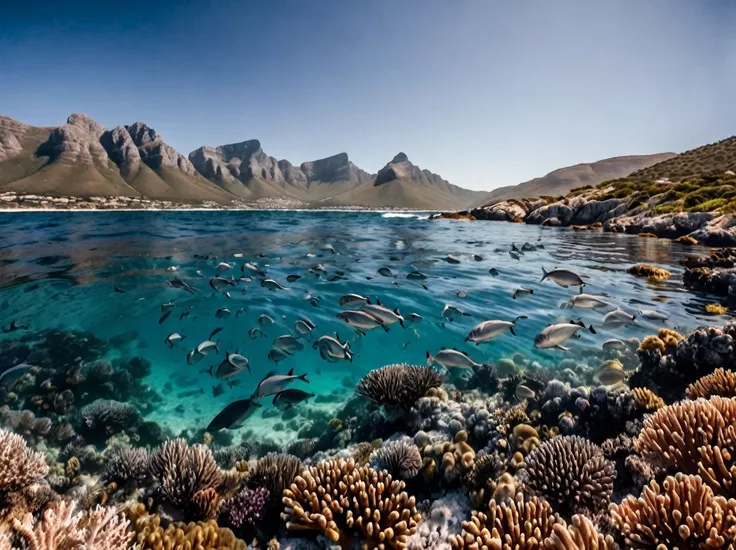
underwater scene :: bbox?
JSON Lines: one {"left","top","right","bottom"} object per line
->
{"left": 1, "top": 209, "right": 736, "bottom": 549}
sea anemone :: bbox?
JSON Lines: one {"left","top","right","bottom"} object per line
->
{"left": 356, "top": 364, "right": 443, "bottom": 407}
{"left": 281, "top": 458, "right": 421, "bottom": 550}
{"left": 521, "top": 435, "right": 615, "bottom": 518}
{"left": 687, "top": 369, "right": 736, "bottom": 399}
{"left": 449, "top": 492, "right": 563, "bottom": 549}
{"left": 0, "top": 428, "right": 49, "bottom": 494}
{"left": 609, "top": 473, "right": 736, "bottom": 549}
{"left": 148, "top": 438, "right": 224, "bottom": 520}
{"left": 370, "top": 439, "right": 423, "bottom": 480}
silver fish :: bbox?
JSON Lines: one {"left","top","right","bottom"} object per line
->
{"left": 466, "top": 316, "right": 527, "bottom": 344}
{"left": 262, "top": 279, "right": 288, "bottom": 291}
{"left": 512, "top": 287, "right": 534, "bottom": 300}
{"left": 210, "top": 276, "right": 236, "bottom": 291}
{"left": 253, "top": 368, "right": 309, "bottom": 397}
{"left": 187, "top": 349, "right": 206, "bottom": 365}
{"left": 169, "top": 277, "right": 197, "bottom": 293}
{"left": 446, "top": 254, "right": 461, "bottom": 264}
{"left": 426, "top": 349, "right": 481, "bottom": 370}
{"left": 206, "top": 398, "right": 261, "bottom": 432}
{"left": 361, "top": 302, "right": 404, "bottom": 328}
{"left": 258, "top": 314, "right": 275, "bottom": 327}
{"left": 339, "top": 293, "right": 369, "bottom": 307}
{"left": 165, "top": 333, "right": 185, "bottom": 348}
{"left": 568, "top": 294, "right": 609, "bottom": 310}
{"left": 211, "top": 352, "right": 251, "bottom": 379}
{"left": 268, "top": 348, "right": 291, "bottom": 364}
{"left": 313, "top": 335, "right": 352, "bottom": 363}
{"left": 457, "top": 290, "right": 468, "bottom": 298}
{"left": 158, "top": 311, "right": 172, "bottom": 324}
{"left": 215, "top": 308, "right": 232, "bottom": 319}
{"left": 534, "top": 321, "right": 595, "bottom": 350}
{"left": 337, "top": 310, "right": 389, "bottom": 333}
{"left": 603, "top": 309, "right": 637, "bottom": 327}
{"left": 286, "top": 274, "right": 302, "bottom": 282}
{"left": 515, "top": 384, "right": 536, "bottom": 400}
{"left": 639, "top": 309, "right": 669, "bottom": 322}
{"left": 249, "top": 327, "right": 267, "bottom": 339}
{"left": 325, "top": 244, "right": 336, "bottom": 254}
{"left": 196, "top": 340, "right": 221, "bottom": 355}
{"left": 274, "top": 335, "right": 304, "bottom": 354}
{"left": 540, "top": 267, "right": 585, "bottom": 288}
{"left": 216, "top": 262, "right": 233, "bottom": 272}
{"left": 442, "top": 304, "right": 471, "bottom": 321}
{"left": 294, "top": 319, "right": 315, "bottom": 338}
{"left": 406, "top": 313, "right": 423, "bottom": 324}
{"left": 602, "top": 339, "right": 628, "bottom": 351}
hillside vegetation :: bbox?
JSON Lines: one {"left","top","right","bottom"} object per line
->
{"left": 630, "top": 136, "right": 736, "bottom": 182}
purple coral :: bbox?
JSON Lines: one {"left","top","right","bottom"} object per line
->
{"left": 224, "top": 487, "right": 270, "bottom": 529}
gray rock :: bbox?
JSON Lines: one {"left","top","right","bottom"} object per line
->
{"left": 125, "top": 122, "right": 197, "bottom": 176}
{"left": 300, "top": 152, "right": 372, "bottom": 185}
{"left": 0, "top": 130, "right": 22, "bottom": 161}
{"left": 470, "top": 199, "right": 530, "bottom": 221}
{"left": 99, "top": 126, "right": 141, "bottom": 180}
{"left": 38, "top": 114, "right": 112, "bottom": 167}
{"left": 605, "top": 211, "right": 718, "bottom": 238}
{"left": 688, "top": 214, "right": 736, "bottom": 246}
{"left": 526, "top": 203, "right": 575, "bottom": 225}
{"left": 569, "top": 198, "right": 624, "bottom": 225}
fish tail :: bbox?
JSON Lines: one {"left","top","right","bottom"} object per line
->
{"left": 540, "top": 266, "right": 549, "bottom": 282}
{"left": 207, "top": 365, "right": 214, "bottom": 377}
{"left": 513, "top": 315, "right": 528, "bottom": 324}
{"left": 382, "top": 324, "right": 389, "bottom": 333}
{"left": 510, "top": 326, "right": 516, "bottom": 336}
{"left": 589, "top": 325, "right": 597, "bottom": 334}
{"left": 215, "top": 340, "right": 221, "bottom": 354}
{"left": 426, "top": 351, "right": 435, "bottom": 367}
{"left": 299, "top": 373, "right": 310, "bottom": 383}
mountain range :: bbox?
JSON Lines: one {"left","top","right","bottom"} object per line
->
{"left": 0, "top": 113, "right": 677, "bottom": 209}
{"left": 0, "top": 113, "right": 485, "bottom": 209}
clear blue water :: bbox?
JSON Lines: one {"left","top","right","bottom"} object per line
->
{"left": 0, "top": 210, "right": 729, "bottom": 444}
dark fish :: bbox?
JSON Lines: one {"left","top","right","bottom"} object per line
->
{"left": 209, "top": 327, "right": 223, "bottom": 340}
{"left": 114, "top": 286, "right": 126, "bottom": 293}
{"left": 287, "top": 274, "right": 302, "bottom": 282}
{"left": 0, "top": 363, "right": 32, "bottom": 390}
{"left": 488, "top": 268, "right": 500, "bottom": 277}
{"left": 273, "top": 389, "right": 315, "bottom": 410}
{"left": 169, "top": 277, "right": 197, "bottom": 294}
{"left": 377, "top": 267, "right": 394, "bottom": 277}
{"left": 206, "top": 398, "right": 262, "bottom": 432}
{"left": 179, "top": 306, "right": 193, "bottom": 321}
{"left": 158, "top": 311, "right": 172, "bottom": 324}
{"left": 268, "top": 348, "right": 291, "bottom": 364}
{"left": 212, "top": 384, "right": 226, "bottom": 397}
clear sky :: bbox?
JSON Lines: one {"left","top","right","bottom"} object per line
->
{"left": 1, "top": 1, "right": 735, "bottom": 191}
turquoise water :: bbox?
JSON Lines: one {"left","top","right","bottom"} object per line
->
{"left": 0, "top": 210, "right": 728, "bottom": 444}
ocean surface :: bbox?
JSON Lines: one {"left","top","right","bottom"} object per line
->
{"left": 0, "top": 210, "right": 728, "bottom": 444}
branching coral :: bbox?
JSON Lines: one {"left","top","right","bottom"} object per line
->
{"left": 449, "top": 492, "right": 564, "bottom": 550}
{"left": 0, "top": 429, "right": 49, "bottom": 494}
{"left": 128, "top": 504, "right": 246, "bottom": 550}
{"left": 103, "top": 446, "right": 149, "bottom": 484}
{"left": 543, "top": 514, "right": 616, "bottom": 550}
{"left": 10, "top": 500, "right": 132, "bottom": 550}
{"left": 356, "top": 364, "right": 443, "bottom": 407}
{"left": 80, "top": 399, "right": 142, "bottom": 438}
{"left": 246, "top": 452, "right": 303, "bottom": 518}
{"left": 634, "top": 397, "right": 736, "bottom": 473}
{"left": 609, "top": 473, "right": 736, "bottom": 549}
{"left": 522, "top": 436, "right": 615, "bottom": 518}
{"left": 687, "top": 368, "right": 736, "bottom": 399}
{"left": 630, "top": 387, "right": 664, "bottom": 412}
{"left": 370, "top": 440, "right": 423, "bottom": 480}
{"left": 281, "top": 458, "right": 421, "bottom": 550}
{"left": 148, "top": 438, "right": 224, "bottom": 520}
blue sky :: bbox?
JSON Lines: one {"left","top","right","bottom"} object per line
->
{"left": 1, "top": 1, "right": 735, "bottom": 190}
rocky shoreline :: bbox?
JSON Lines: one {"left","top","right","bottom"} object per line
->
{"left": 444, "top": 194, "right": 736, "bottom": 247}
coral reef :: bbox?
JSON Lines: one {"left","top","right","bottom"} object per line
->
{"left": 281, "top": 458, "right": 421, "bottom": 549}
{"left": 687, "top": 369, "right": 736, "bottom": 399}
{"left": 370, "top": 439, "right": 423, "bottom": 480}
{"left": 357, "top": 364, "right": 443, "bottom": 407}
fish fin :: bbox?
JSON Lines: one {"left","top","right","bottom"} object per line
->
{"left": 377, "top": 299, "right": 382, "bottom": 306}
{"left": 288, "top": 367, "right": 294, "bottom": 376}
{"left": 366, "top": 297, "right": 372, "bottom": 305}
{"left": 215, "top": 340, "right": 221, "bottom": 354}
{"left": 589, "top": 325, "right": 597, "bottom": 335}
{"left": 335, "top": 333, "right": 341, "bottom": 343}
{"left": 299, "top": 373, "right": 309, "bottom": 383}
{"left": 207, "top": 365, "right": 214, "bottom": 377}
{"left": 462, "top": 312, "right": 471, "bottom": 316}
{"left": 510, "top": 326, "right": 516, "bottom": 336}
{"left": 426, "top": 351, "right": 435, "bottom": 367}
{"left": 540, "top": 266, "right": 548, "bottom": 282}
{"left": 513, "top": 315, "right": 528, "bottom": 324}
{"left": 555, "top": 345, "right": 570, "bottom": 352}
{"left": 422, "top": 284, "right": 428, "bottom": 291}
{"left": 382, "top": 324, "right": 389, "bottom": 333}
{"left": 357, "top": 328, "right": 366, "bottom": 336}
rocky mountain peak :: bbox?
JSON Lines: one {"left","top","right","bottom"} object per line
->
{"left": 67, "top": 113, "right": 107, "bottom": 136}
{"left": 391, "top": 152, "right": 409, "bottom": 164}
{"left": 125, "top": 122, "right": 159, "bottom": 146}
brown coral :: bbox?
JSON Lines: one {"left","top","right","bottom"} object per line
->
{"left": 699, "top": 445, "right": 736, "bottom": 497}
{"left": 247, "top": 452, "right": 303, "bottom": 521}
{"left": 422, "top": 430, "right": 476, "bottom": 483}
{"left": 281, "top": 458, "right": 421, "bottom": 550}
{"left": 626, "top": 264, "right": 671, "bottom": 280}
{"left": 631, "top": 387, "right": 664, "bottom": 412}
{"left": 0, "top": 429, "right": 49, "bottom": 494}
{"left": 370, "top": 440, "right": 423, "bottom": 480}
{"left": 356, "top": 364, "right": 443, "bottom": 407}
{"left": 129, "top": 504, "right": 246, "bottom": 550}
{"left": 609, "top": 473, "right": 736, "bottom": 549}
{"left": 634, "top": 397, "right": 736, "bottom": 473}
{"left": 522, "top": 436, "right": 615, "bottom": 517}
{"left": 543, "top": 514, "right": 616, "bottom": 550}
{"left": 148, "top": 438, "right": 224, "bottom": 520}
{"left": 687, "top": 369, "right": 736, "bottom": 399}
{"left": 449, "top": 492, "right": 564, "bottom": 550}
{"left": 636, "top": 335, "right": 665, "bottom": 354}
